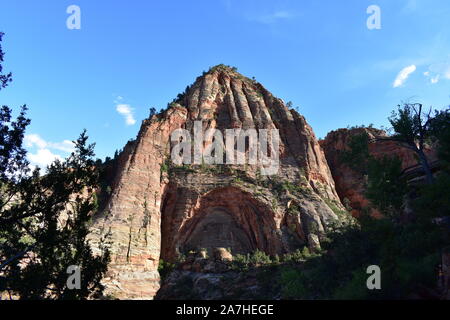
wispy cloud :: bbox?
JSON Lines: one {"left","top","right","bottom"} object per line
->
{"left": 25, "top": 134, "right": 75, "bottom": 153}
{"left": 28, "top": 149, "right": 63, "bottom": 168}
{"left": 116, "top": 104, "right": 136, "bottom": 125}
{"left": 393, "top": 65, "right": 416, "bottom": 88}
{"left": 431, "top": 75, "right": 440, "bottom": 84}
{"left": 402, "top": 0, "right": 418, "bottom": 13}
{"left": 247, "top": 10, "right": 295, "bottom": 24}
{"left": 24, "top": 134, "right": 74, "bottom": 168}
{"left": 423, "top": 61, "right": 450, "bottom": 84}
{"left": 115, "top": 96, "right": 136, "bottom": 126}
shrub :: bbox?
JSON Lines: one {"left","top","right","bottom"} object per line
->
{"left": 324, "top": 198, "right": 348, "bottom": 216}
{"left": 158, "top": 259, "right": 175, "bottom": 281}
{"left": 231, "top": 250, "right": 273, "bottom": 271}
{"left": 283, "top": 249, "right": 305, "bottom": 263}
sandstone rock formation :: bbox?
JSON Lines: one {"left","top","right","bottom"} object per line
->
{"left": 90, "top": 65, "right": 351, "bottom": 299}
{"left": 320, "top": 127, "right": 436, "bottom": 217}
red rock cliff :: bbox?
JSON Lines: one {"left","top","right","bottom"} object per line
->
{"left": 90, "top": 65, "right": 350, "bottom": 299}
{"left": 320, "top": 127, "right": 436, "bottom": 217}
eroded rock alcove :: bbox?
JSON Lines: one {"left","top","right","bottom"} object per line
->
{"left": 160, "top": 186, "right": 282, "bottom": 262}
{"left": 183, "top": 207, "right": 253, "bottom": 255}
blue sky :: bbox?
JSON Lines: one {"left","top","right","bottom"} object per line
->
{"left": 1, "top": 0, "right": 449, "bottom": 167}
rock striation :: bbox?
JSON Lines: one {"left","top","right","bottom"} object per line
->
{"left": 90, "top": 65, "right": 350, "bottom": 299}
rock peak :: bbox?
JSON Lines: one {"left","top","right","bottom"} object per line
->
{"left": 207, "top": 64, "right": 239, "bottom": 74}
{"left": 168, "top": 64, "right": 251, "bottom": 109}
{"left": 91, "top": 67, "right": 350, "bottom": 299}
{"left": 192, "top": 64, "right": 256, "bottom": 90}
{"left": 167, "top": 64, "right": 274, "bottom": 128}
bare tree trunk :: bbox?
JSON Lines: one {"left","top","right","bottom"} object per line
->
{"left": 417, "top": 148, "right": 434, "bottom": 184}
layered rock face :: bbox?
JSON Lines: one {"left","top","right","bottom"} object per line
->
{"left": 90, "top": 65, "right": 350, "bottom": 299}
{"left": 320, "top": 128, "right": 436, "bottom": 217}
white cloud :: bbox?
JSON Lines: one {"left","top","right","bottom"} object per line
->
{"left": 423, "top": 61, "right": 450, "bottom": 84}
{"left": 431, "top": 63, "right": 450, "bottom": 79}
{"left": 50, "top": 140, "right": 76, "bottom": 153}
{"left": 28, "top": 149, "right": 63, "bottom": 168}
{"left": 431, "top": 75, "right": 440, "bottom": 84}
{"left": 393, "top": 65, "right": 416, "bottom": 88}
{"left": 24, "top": 134, "right": 47, "bottom": 149}
{"left": 25, "top": 134, "right": 75, "bottom": 153}
{"left": 114, "top": 95, "right": 124, "bottom": 104}
{"left": 116, "top": 103, "right": 136, "bottom": 125}
{"left": 24, "top": 134, "right": 75, "bottom": 169}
